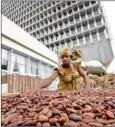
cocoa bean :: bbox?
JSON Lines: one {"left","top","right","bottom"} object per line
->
{"left": 64, "top": 120, "right": 80, "bottom": 126}
{"left": 42, "top": 122, "right": 50, "bottom": 126}
{"left": 52, "top": 108, "right": 61, "bottom": 115}
{"left": 38, "top": 114, "right": 48, "bottom": 122}
{"left": 40, "top": 107, "right": 49, "bottom": 115}
{"left": 82, "top": 113, "right": 95, "bottom": 119}
{"left": 23, "top": 120, "right": 37, "bottom": 126}
{"left": 69, "top": 114, "right": 82, "bottom": 121}
{"left": 49, "top": 118, "right": 57, "bottom": 125}
{"left": 36, "top": 122, "right": 42, "bottom": 126}
{"left": 88, "top": 122, "right": 103, "bottom": 126}
{"left": 106, "top": 110, "right": 115, "bottom": 119}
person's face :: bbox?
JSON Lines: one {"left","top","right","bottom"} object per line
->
{"left": 61, "top": 55, "right": 71, "bottom": 65}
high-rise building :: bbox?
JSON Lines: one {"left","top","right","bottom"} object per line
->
{"left": 1, "top": 1, "right": 114, "bottom": 64}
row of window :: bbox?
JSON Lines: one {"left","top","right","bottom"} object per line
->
{"left": 20, "top": 7, "right": 100, "bottom": 33}
{"left": 49, "top": 31, "right": 106, "bottom": 53}
{"left": 2, "top": 1, "right": 45, "bottom": 15}
{"left": 1, "top": 49, "right": 53, "bottom": 77}
{"left": 39, "top": 28, "right": 106, "bottom": 45}
{"left": 2, "top": 1, "right": 56, "bottom": 21}
{"left": 2, "top": 1, "right": 97, "bottom": 18}
{"left": 30, "top": 17, "right": 102, "bottom": 39}
{"left": 2, "top": 1, "right": 98, "bottom": 26}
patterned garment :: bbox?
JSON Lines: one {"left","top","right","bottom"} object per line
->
{"left": 55, "top": 63, "right": 83, "bottom": 91}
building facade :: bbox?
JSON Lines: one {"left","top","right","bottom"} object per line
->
{"left": 1, "top": 1, "right": 114, "bottom": 64}
{"left": 2, "top": 15, "right": 58, "bottom": 78}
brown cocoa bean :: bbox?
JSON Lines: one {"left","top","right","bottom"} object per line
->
{"left": 88, "top": 122, "right": 103, "bottom": 126}
{"left": 82, "top": 118, "right": 96, "bottom": 124}
{"left": 4, "top": 113, "right": 18, "bottom": 125}
{"left": 52, "top": 108, "right": 61, "bottom": 115}
{"left": 56, "top": 122, "right": 61, "bottom": 126}
{"left": 38, "top": 114, "right": 48, "bottom": 122}
{"left": 82, "top": 113, "right": 95, "bottom": 119}
{"left": 57, "top": 116, "right": 68, "bottom": 124}
{"left": 23, "top": 120, "right": 37, "bottom": 126}
{"left": 82, "top": 106, "right": 92, "bottom": 113}
{"left": 36, "top": 122, "right": 42, "bottom": 126}
{"left": 61, "top": 113, "right": 69, "bottom": 121}
{"left": 40, "top": 107, "right": 49, "bottom": 115}
{"left": 72, "top": 102, "right": 81, "bottom": 109}
{"left": 66, "top": 108, "right": 76, "bottom": 114}
{"left": 42, "top": 122, "right": 50, "bottom": 126}
{"left": 64, "top": 120, "right": 80, "bottom": 126}
{"left": 49, "top": 118, "right": 57, "bottom": 125}
{"left": 34, "top": 114, "right": 38, "bottom": 120}
{"left": 106, "top": 110, "right": 115, "bottom": 119}
{"left": 57, "top": 104, "right": 63, "bottom": 110}
{"left": 2, "top": 103, "right": 8, "bottom": 108}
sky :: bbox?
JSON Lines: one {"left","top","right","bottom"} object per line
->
{"left": 101, "top": 1, "right": 115, "bottom": 57}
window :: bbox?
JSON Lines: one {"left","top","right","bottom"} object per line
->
{"left": 1, "top": 49, "right": 8, "bottom": 70}
{"left": 49, "top": 18, "right": 52, "bottom": 23}
{"left": 67, "top": 1, "right": 71, "bottom": 6}
{"left": 67, "top": 41, "right": 71, "bottom": 48}
{"left": 58, "top": 14, "right": 62, "bottom": 19}
{"left": 79, "top": 4, "right": 84, "bottom": 10}
{"left": 64, "top": 21, "right": 68, "bottom": 26}
{"left": 63, "top": 11, "right": 67, "bottom": 17}
{"left": 73, "top": 6, "right": 78, "bottom": 12}
{"left": 83, "top": 23, "right": 88, "bottom": 30}
{"left": 60, "top": 32, "right": 64, "bottom": 38}
{"left": 84, "top": 2, "right": 89, "bottom": 7}
{"left": 81, "top": 13, "right": 86, "bottom": 20}
{"left": 61, "top": 2, "right": 66, "bottom": 8}
{"left": 89, "top": 21, "right": 95, "bottom": 28}
{"left": 77, "top": 25, "right": 82, "bottom": 32}
{"left": 59, "top": 22, "right": 62, "bottom": 28}
{"left": 79, "top": 36, "right": 84, "bottom": 44}
{"left": 99, "top": 29, "right": 105, "bottom": 39}
{"left": 85, "top": 34, "right": 90, "bottom": 43}
{"left": 92, "top": 32, "right": 98, "bottom": 41}
{"left": 68, "top": 9, "right": 72, "bottom": 14}
{"left": 31, "top": 59, "right": 38, "bottom": 75}
{"left": 71, "top": 28, "right": 75, "bottom": 34}
{"left": 91, "top": 1, "right": 96, "bottom": 4}
{"left": 72, "top": 38, "right": 77, "bottom": 46}
{"left": 66, "top": 31, "right": 70, "bottom": 36}
{"left": 37, "top": 8, "right": 39, "bottom": 13}
{"left": 93, "top": 8, "right": 99, "bottom": 15}
{"left": 87, "top": 10, "right": 92, "bottom": 17}
{"left": 40, "top": 62, "right": 47, "bottom": 78}
{"left": 55, "top": 24, "right": 57, "bottom": 30}
{"left": 70, "top": 18, "right": 74, "bottom": 24}
{"left": 12, "top": 53, "right": 26, "bottom": 74}
{"left": 96, "top": 18, "right": 102, "bottom": 26}
{"left": 57, "top": 6, "right": 61, "bottom": 11}
{"left": 75, "top": 15, "right": 80, "bottom": 22}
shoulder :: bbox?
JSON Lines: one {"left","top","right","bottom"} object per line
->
{"left": 72, "top": 61, "right": 81, "bottom": 70}
{"left": 54, "top": 66, "right": 65, "bottom": 76}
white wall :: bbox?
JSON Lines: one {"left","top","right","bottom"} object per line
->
{"left": 2, "top": 15, "right": 58, "bottom": 64}
{"left": 2, "top": 36, "right": 57, "bottom": 67}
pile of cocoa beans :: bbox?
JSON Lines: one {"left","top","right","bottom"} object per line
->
{"left": 2, "top": 89, "right": 115, "bottom": 126}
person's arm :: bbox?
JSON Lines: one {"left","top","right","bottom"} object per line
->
{"left": 39, "top": 70, "right": 59, "bottom": 89}
{"left": 78, "top": 66, "right": 90, "bottom": 88}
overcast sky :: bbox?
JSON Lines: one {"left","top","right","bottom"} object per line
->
{"left": 101, "top": 1, "right": 115, "bottom": 57}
